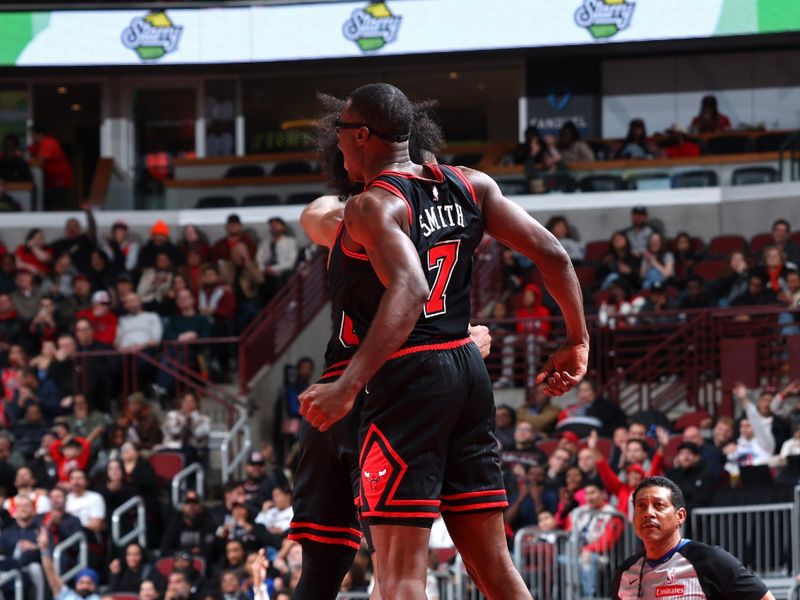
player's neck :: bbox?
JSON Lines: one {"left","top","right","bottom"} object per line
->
{"left": 362, "top": 147, "right": 416, "bottom": 182}
{"left": 644, "top": 532, "right": 683, "bottom": 561}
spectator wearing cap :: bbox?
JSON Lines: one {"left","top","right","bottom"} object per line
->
{"left": 57, "top": 273, "right": 93, "bottom": 324}
{"left": 75, "top": 290, "right": 118, "bottom": 346}
{"left": 137, "top": 220, "right": 183, "bottom": 271}
{"left": 137, "top": 251, "right": 176, "bottom": 314}
{"left": 160, "top": 490, "right": 217, "bottom": 564}
{"left": 15, "top": 228, "right": 53, "bottom": 277}
{"left": 256, "top": 217, "right": 298, "bottom": 302}
{"left": 664, "top": 441, "right": 715, "bottom": 514}
{"left": 50, "top": 206, "right": 98, "bottom": 274}
{"left": 212, "top": 214, "right": 257, "bottom": 264}
{"left": 103, "top": 220, "right": 140, "bottom": 273}
{"left": 243, "top": 450, "right": 285, "bottom": 511}
{"left": 11, "top": 269, "right": 47, "bottom": 322}
{"left": 623, "top": 206, "right": 654, "bottom": 257}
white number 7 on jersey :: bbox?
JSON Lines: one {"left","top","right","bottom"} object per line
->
{"left": 424, "top": 239, "right": 460, "bottom": 317}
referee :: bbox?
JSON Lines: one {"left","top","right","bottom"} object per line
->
{"left": 612, "top": 476, "right": 774, "bottom": 600}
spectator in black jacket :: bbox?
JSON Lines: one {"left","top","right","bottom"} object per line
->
{"left": 731, "top": 274, "right": 779, "bottom": 307}
{"left": 108, "top": 542, "right": 164, "bottom": 594}
{"left": 50, "top": 207, "right": 97, "bottom": 274}
{"left": 682, "top": 426, "right": 724, "bottom": 484}
{"left": 38, "top": 486, "right": 82, "bottom": 573}
{"left": 665, "top": 442, "right": 714, "bottom": 514}
{"left": 161, "top": 490, "right": 216, "bottom": 564}
{"left": 137, "top": 220, "right": 183, "bottom": 272}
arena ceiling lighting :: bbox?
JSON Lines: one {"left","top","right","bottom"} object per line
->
{"left": 0, "top": 0, "right": 797, "bottom": 67}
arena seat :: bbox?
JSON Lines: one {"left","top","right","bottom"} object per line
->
{"left": 536, "top": 439, "right": 559, "bottom": 456}
{"left": 707, "top": 235, "right": 747, "bottom": 258}
{"left": 692, "top": 259, "right": 727, "bottom": 281}
{"left": 578, "top": 174, "right": 627, "bottom": 192}
{"left": 224, "top": 164, "right": 266, "bottom": 178}
{"left": 574, "top": 265, "right": 598, "bottom": 289}
{"left": 731, "top": 166, "right": 778, "bottom": 186}
{"left": 749, "top": 232, "right": 774, "bottom": 255}
{"left": 627, "top": 172, "right": 671, "bottom": 190}
{"left": 705, "top": 134, "right": 752, "bottom": 155}
{"left": 671, "top": 170, "right": 719, "bottom": 188}
{"left": 149, "top": 451, "right": 185, "bottom": 487}
{"left": 109, "top": 595, "right": 139, "bottom": 600}
{"left": 271, "top": 161, "right": 314, "bottom": 176}
{"left": 541, "top": 173, "right": 577, "bottom": 193}
{"left": 241, "top": 194, "right": 283, "bottom": 207}
{"left": 754, "top": 131, "right": 792, "bottom": 152}
{"left": 584, "top": 240, "right": 610, "bottom": 264}
{"left": 195, "top": 195, "right": 237, "bottom": 209}
{"left": 674, "top": 410, "right": 711, "bottom": 432}
{"left": 156, "top": 556, "right": 206, "bottom": 578}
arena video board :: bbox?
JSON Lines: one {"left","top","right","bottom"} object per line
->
{"left": 0, "top": 0, "right": 798, "bottom": 67}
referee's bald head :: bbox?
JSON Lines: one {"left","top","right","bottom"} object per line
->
{"left": 632, "top": 476, "right": 686, "bottom": 511}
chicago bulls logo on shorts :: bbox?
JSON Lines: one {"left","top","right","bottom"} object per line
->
{"left": 363, "top": 468, "right": 387, "bottom": 492}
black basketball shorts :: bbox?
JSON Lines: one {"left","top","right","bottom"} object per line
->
{"left": 288, "top": 366, "right": 363, "bottom": 551}
{"left": 357, "top": 338, "right": 508, "bottom": 526}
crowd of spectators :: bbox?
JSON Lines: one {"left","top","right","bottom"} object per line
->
{"left": 485, "top": 212, "right": 800, "bottom": 388}
{"left": 0, "top": 207, "right": 315, "bottom": 598}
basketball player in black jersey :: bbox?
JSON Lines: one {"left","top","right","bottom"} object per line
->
{"left": 301, "top": 83, "right": 588, "bottom": 599}
{"left": 289, "top": 99, "right": 491, "bottom": 599}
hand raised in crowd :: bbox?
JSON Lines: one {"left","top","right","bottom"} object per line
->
{"left": 655, "top": 425, "right": 671, "bottom": 450}
{"left": 780, "top": 379, "right": 800, "bottom": 397}
{"left": 251, "top": 549, "right": 269, "bottom": 591}
{"left": 732, "top": 382, "right": 750, "bottom": 404}
{"left": 36, "top": 526, "right": 49, "bottom": 552}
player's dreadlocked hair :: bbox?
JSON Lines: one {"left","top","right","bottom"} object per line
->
{"left": 314, "top": 90, "right": 445, "bottom": 199}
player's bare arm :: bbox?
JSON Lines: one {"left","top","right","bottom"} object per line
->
{"left": 300, "top": 195, "right": 345, "bottom": 249}
{"left": 467, "top": 168, "right": 589, "bottom": 396}
{"left": 300, "top": 189, "right": 430, "bottom": 431}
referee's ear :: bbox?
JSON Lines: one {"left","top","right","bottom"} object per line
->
{"left": 675, "top": 506, "right": 687, "bottom": 529}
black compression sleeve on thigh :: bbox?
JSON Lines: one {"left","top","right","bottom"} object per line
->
{"left": 292, "top": 542, "right": 357, "bottom": 600}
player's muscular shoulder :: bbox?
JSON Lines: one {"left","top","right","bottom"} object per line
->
{"left": 455, "top": 166, "right": 495, "bottom": 210}
{"left": 344, "top": 189, "right": 410, "bottom": 244}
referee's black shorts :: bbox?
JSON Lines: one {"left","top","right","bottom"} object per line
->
{"left": 357, "top": 338, "right": 508, "bottom": 527}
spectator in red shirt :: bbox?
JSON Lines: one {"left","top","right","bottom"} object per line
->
{"left": 515, "top": 283, "right": 551, "bottom": 388}
{"left": 75, "top": 290, "right": 117, "bottom": 346}
{"left": 661, "top": 125, "right": 701, "bottom": 158}
{"left": 49, "top": 432, "right": 91, "bottom": 482}
{"left": 28, "top": 125, "right": 73, "bottom": 211}
{"left": 211, "top": 214, "right": 257, "bottom": 263}
{"left": 15, "top": 228, "right": 52, "bottom": 276}
{"left": 690, "top": 94, "right": 732, "bottom": 134}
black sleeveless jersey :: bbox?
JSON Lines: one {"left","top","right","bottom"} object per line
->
{"left": 323, "top": 164, "right": 482, "bottom": 367}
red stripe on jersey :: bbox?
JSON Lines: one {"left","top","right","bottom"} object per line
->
{"left": 440, "top": 501, "right": 509, "bottom": 513}
{"left": 388, "top": 337, "right": 472, "bottom": 361}
{"left": 325, "top": 358, "right": 352, "bottom": 371}
{"left": 440, "top": 489, "right": 507, "bottom": 501}
{"left": 340, "top": 231, "right": 369, "bottom": 261}
{"left": 369, "top": 180, "right": 413, "bottom": 226}
{"left": 443, "top": 165, "right": 477, "bottom": 204}
{"left": 287, "top": 532, "right": 361, "bottom": 550}
{"left": 289, "top": 521, "right": 362, "bottom": 538}
{"left": 319, "top": 369, "right": 345, "bottom": 380}
{"left": 361, "top": 509, "right": 440, "bottom": 519}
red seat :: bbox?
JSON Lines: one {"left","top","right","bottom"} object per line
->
{"left": 149, "top": 451, "right": 185, "bottom": 487}
{"left": 156, "top": 556, "right": 206, "bottom": 578}
{"left": 584, "top": 240, "right": 610, "bottom": 264}
{"left": 707, "top": 235, "right": 747, "bottom": 258}
{"left": 673, "top": 410, "right": 711, "bottom": 432}
{"left": 536, "top": 439, "right": 559, "bottom": 456}
{"left": 574, "top": 265, "right": 598, "bottom": 289}
{"left": 749, "top": 233, "right": 774, "bottom": 255}
{"left": 692, "top": 259, "right": 727, "bottom": 282}
{"left": 110, "top": 595, "right": 139, "bottom": 600}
